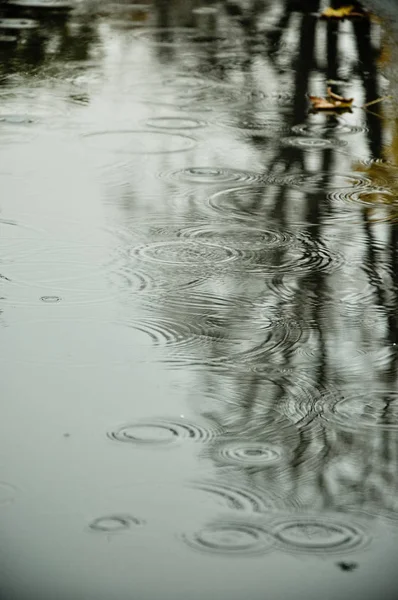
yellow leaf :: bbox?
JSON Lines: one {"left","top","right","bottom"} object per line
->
{"left": 321, "top": 5, "right": 366, "bottom": 19}
{"left": 309, "top": 88, "right": 354, "bottom": 112}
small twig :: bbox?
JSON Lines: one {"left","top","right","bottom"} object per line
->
{"left": 362, "top": 95, "right": 392, "bottom": 109}
{"left": 361, "top": 107, "right": 384, "bottom": 119}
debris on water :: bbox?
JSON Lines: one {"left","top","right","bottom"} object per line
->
{"left": 320, "top": 5, "right": 368, "bottom": 19}
{"left": 309, "top": 88, "right": 354, "bottom": 112}
{"left": 337, "top": 562, "right": 358, "bottom": 572}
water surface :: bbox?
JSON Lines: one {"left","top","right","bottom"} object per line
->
{"left": 1, "top": 1, "right": 398, "bottom": 599}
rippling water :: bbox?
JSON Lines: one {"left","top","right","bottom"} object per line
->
{"left": 1, "top": 0, "right": 398, "bottom": 599}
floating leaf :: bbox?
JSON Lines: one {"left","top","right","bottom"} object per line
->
{"left": 320, "top": 5, "right": 367, "bottom": 19}
{"left": 309, "top": 87, "right": 353, "bottom": 112}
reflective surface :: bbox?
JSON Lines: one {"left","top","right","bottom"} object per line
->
{"left": 1, "top": 1, "right": 398, "bottom": 598}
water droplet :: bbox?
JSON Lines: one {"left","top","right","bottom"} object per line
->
{"left": 182, "top": 519, "right": 274, "bottom": 556}
{"left": 83, "top": 130, "right": 197, "bottom": 154}
{"left": 89, "top": 514, "right": 144, "bottom": 532}
{"left": 107, "top": 418, "right": 221, "bottom": 446}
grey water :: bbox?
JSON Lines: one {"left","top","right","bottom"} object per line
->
{"left": 1, "top": 1, "right": 398, "bottom": 599}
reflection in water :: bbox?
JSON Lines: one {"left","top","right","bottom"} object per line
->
{"left": 1, "top": 0, "right": 398, "bottom": 598}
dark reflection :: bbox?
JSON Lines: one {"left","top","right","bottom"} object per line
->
{"left": 2, "top": 0, "right": 398, "bottom": 597}
{"left": 101, "top": 0, "right": 398, "bottom": 523}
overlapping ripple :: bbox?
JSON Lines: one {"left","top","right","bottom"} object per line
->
{"left": 118, "top": 310, "right": 305, "bottom": 368}
{"left": 291, "top": 122, "right": 366, "bottom": 137}
{"left": 320, "top": 390, "right": 398, "bottom": 431}
{"left": 131, "top": 240, "right": 240, "bottom": 266}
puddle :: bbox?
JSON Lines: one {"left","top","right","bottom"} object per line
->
{"left": 1, "top": 0, "right": 398, "bottom": 598}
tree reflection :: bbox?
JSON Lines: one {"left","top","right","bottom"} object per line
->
{"left": 2, "top": 0, "right": 398, "bottom": 523}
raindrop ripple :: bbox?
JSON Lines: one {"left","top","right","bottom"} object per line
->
{"left": 161, "top": 166, "right": 265, "bottom": 185}
{"left": 190, "top": 480, "right": 274, "bottom": 513}
{"left": 320, "top": 390, "right": 398, "bottom": 431}
{"left": 89, "top": 514, "right": 144, "bottom": 532}
{"left": 83, "top": 130, "right": 197, "bottom": 154}
{"left": 182, "top": 519, "right": 273, "bottom": 556}
{"left": 270, "top": 514, "right": 368, "bottom": 554}
{"left": 209, "top": 439, "right": 285, "bottom": 467}
{"left": 107, "top": 418, "right": 222, "bottom": 446}
{"left": 131, "top": 240, "right": 240, "bottom": 265}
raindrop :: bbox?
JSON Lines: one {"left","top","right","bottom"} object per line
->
{"left": 82, "top": 130, "right": 197, "bottom": 154}
{"left": 182, "top": 519, "right": 273, "bottom": 556}
{"left": 270, "top": 515, "right": 368, "bottom": 554}
{"left": 161, "top": 166, "right": 265, "bottom": 185}
{"left": 320, "top": 391, "right": 398, "bottom": 431}
{"left": 89, "top": 514, "right": 144, "bottom": 532}
{"left": 107, "top": 418, "right": 222, "bottom": 446}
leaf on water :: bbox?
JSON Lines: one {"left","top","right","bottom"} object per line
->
{"left": 320, "top": 5, "right": 367, "bottom": 19}
{"left": 309, "top": 87, "right": 354, "bottom": 112}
